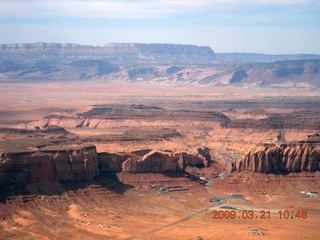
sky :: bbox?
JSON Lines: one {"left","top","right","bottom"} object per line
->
{"left": 0, "top": 0, "right": 319, "bottom": 54}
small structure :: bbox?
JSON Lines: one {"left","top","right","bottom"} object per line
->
{"left": 251, "top": 228, "right": 267, "bottom": 236}
{"left": 199, "top": 176, "right": 209, "bottom": 181}
{"left": 306, "top": 191, "right": 318, "bottom": 198}
{"left": 159, "top": 185, "right": 189, "bottom": 193}
{"left": 230, "top": 193, "right": 245, "bottom": 199}
{"left": 210, "top": 198, "right": 221, "bottom": 202}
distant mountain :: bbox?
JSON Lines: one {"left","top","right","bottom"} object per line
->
{"left": 1, "top": 42, "right": 320, "bottom": 89}
{"left": 216, "top": 53, "right": 320, "bottom": 63}
{"left": 2, "top": 42, "right": 320, "bottom": 65}
{"left": 0, "top": 42, "right": 215, "bottom": 65}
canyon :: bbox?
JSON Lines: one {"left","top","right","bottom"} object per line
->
{"left": 1, "top": 90, "right": 319, "bottom": 240}
{"left": 0, "top": 43, "right": 319, "bottom": 239}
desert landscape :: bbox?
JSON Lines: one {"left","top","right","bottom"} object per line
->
{"left": 0, "top": 43, "right": 320, "bottom": 240}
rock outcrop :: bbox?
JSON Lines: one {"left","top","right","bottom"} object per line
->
{"left": 0, "top": 42, "right": 214, "bottom": 56}
{"left": 99, "top": 148, "right": 211, "bottom": 173}
{"left": 121, "top": 151, "right": 183, "bottom": 173}
{"left": 0, "top": 146, "right": 212, "bottom": 187}
{"left": 20, "top": 106, "right": 230, "bottom": 130}
{"left": 98, "top": 152, "right": 141, "bottom": 172}
{"left": 233, "top": 142, "right": 320, "bottom": 173}
{"left": 0, "top": 43, "right": 215, "bottom": 65}
{"left": 226, "top": 109, "right": 320, "bottom": 130}
{"left": 0, "top": 146, "right": 99, "bottom": 186}
{"left": 0, "top": 43, "right": 219, "bottom": 81}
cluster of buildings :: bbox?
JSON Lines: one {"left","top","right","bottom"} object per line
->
{"left": 301, "top": 191, "right": 318, "bottom": 198}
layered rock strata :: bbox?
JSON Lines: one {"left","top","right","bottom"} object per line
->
{"left": 98, "top": 147, "right": 210, "bottom": 173}
{"left": 233, "top": 143, "right": 320, "bottom": 173}
{"left": 0, "top": 146, "right": 99, "bottom": 186}
{"left": 0, "top": 43, "right": 214, "bottom": 56}
{"left": 1, "top": 147, "right": 211, "bottom": 186}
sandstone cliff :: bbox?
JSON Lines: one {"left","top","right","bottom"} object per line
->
{"left": 98, "top": 152, "right": 141, "bottom": 172}
{"left": 233, "top": 142, "right": 320, "bottom": 173}
{"left": 121, "top": 151, "right": 183, "bottom": 173}
{"left": 21, "top": 106, "right": 230, "bottom": 130}
{"left": 0, "top": 43, "right": 215, "bottom": 65}
{"left": 98, "top": 148, "right": 211, "bottom": 173}
{"left": 0, "top": 146, "right": 99, "bottom": 186}
{"left": 0, "top": 43, "right": 213, "bottom": 55}
{"left": 1, "top": 145, "right": 212, "bottom": 187}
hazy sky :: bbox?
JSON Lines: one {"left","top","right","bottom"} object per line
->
{"left": 0, "top": 0, "right": 319, "bottom": 54}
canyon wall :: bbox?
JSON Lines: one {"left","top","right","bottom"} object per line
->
{"left": 98, "top": 152, "right": 141, "bottom": 172}
{"left": 98, "top": 148, "right": 210, "bottom": 173}
{"left": 0, "top": 43, "right": 214, "bottom": 56}
{"left": 233, "top": 143, "right": 320, "bottom": 173}
{"left": 0, "top": 147, "right": 211, "bottom": 187}
{"left": 121, "top": 152, "right": 183, "bottom": 173}
{"left": 0, "top": 146, "right": 99, "bottom": 187}
{"left": 0, "top": 43, "right": 215, "bottom": 66}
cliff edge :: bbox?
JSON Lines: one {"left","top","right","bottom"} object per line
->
{"left": 0, "top": 146, "right": 99, "bottom": 186}
{"left": 0, "top": 146, "right": 211, "bottom": 187}
{"left": 233, "top": 140, "right": 320, "bottom": 173}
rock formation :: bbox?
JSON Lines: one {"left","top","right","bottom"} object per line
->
{"left": 0, "top": 43, "right": 215, "bottom": 66}
{"left": 1, "top": 146, "right": 212, "bottom": 187}
{"left": 226, "top": 109, "right": 320, "bottom": 130}
{"left": 0, "top": 146, "right": 99, "bottom": 186}
{"left": 233, "top": 142, "right": 320, "bottom": 173}
{"left": 121, "top": 151, "right": 183, "bottom": 173}
{"left": 98, "top": 152, "right": 140, "bottom": 172}
{"left": 99, "top": 148, "right": 211, "bottom": 173}
{"left": 1, "top": 42, "right": 320, "bottom": 88}
{"left": 20, "top": 106, "right": 230, "bottom": 130}
{"left": 0, "top": 42, "right": 214, "bottom": 56}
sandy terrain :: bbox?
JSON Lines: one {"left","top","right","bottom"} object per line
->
{"left": 0, "top": 81, "right": 319, "bottom": 239}
{"left": 1, "top": 173, "right": 319, "bottom": 240}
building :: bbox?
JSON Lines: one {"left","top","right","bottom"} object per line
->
{"left": 306, "top": 191, "right": 318, "bottom": 198}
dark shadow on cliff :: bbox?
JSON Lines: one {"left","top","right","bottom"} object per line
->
{"left": 156, "top": 171, "right": 207, "bottom": 185}
{"left": 231, "top": 169, "right": 293, "bottom": 176}
{"left": 0, "top": 171, "right": 134, "bottom": 203}
{"left": 159, "top": 172, "right": 186, "bottom": 178}
{"left": 97, "top": 171, "right": 134, "bottom": 195}
{"left": 270, "top": 171, "right": 291, "bottom": 176}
